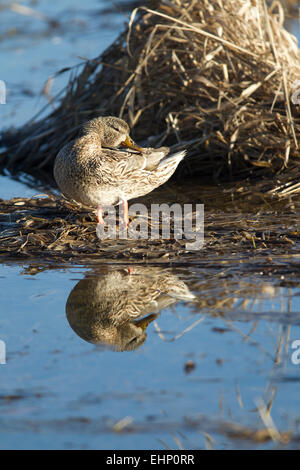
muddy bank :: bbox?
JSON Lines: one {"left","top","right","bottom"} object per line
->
{"left": 0, "top": 181, "right": 299, "bottom": 268}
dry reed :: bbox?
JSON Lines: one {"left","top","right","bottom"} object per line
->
{"left": 1, "top": 0, "right": 300, "bottom": 186}
{"left": 0, "top": 187, "right": 299, "bottom": 263}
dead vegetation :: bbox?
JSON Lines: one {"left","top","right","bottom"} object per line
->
{"left": 1, "top": 0, "right": 300, "bottom": 187}
{"left": 0, "top": 182, "right": 299, "bottom": 264}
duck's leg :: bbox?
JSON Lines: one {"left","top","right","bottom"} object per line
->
{"left": 122, "top": 199, "right": 129, "bottom": 227}
{"left": 95, "top": 206, "right": 105, "bottom": 241}
{"left": 97, "top": 206, "right": 104, "bottom": 224}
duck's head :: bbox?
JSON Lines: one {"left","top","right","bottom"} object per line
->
{"left": 80, "top": 116, "right": 142, "bottom": 151}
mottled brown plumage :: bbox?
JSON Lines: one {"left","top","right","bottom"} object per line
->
{"left": 53, "top": 116, "right": 186, "bottom": 224}
{"left": 66, "top": 267, "right": 195, "bottom": 351}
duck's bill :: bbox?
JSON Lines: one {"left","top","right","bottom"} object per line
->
{"left": 121, "top": 135, "right": 143, "bottom": 152}
{"left": 134, "top": 314, "right": 158, "bottom": 331}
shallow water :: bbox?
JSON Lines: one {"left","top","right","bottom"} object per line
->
{"left": 0, "top": 0, "right": 134, "bottom": 130}
{"left": 1, "top": 262, "right": 300, "bottom": 449}
{"left": 1, "top": 0, "right": 300, "bottom": 450}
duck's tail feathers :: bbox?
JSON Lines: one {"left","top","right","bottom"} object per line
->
{"left": 168, "top": 287, "right": 196, "bottom": 302}
{"left": 158, "top": 150, "right": 187, "bottom": 169}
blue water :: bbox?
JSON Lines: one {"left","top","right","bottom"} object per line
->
{"left": 0, "top": 0, "right": 300, "bottom": 450}
{"left": 0, "top": 262, "right": 300, "bottom": 449}
{"left": 0, "top": 0, "right": 131, "bottom": 128}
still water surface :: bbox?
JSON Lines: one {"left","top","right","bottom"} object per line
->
{"left": 0, "top": 262, "right": 300, "bottom": 449}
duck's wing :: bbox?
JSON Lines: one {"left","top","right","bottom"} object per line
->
{"left": 110, "top": 147, "right": 170, "bottom": 173}
{"left": 104, "top": 146, "right": 186, "bottom": 175}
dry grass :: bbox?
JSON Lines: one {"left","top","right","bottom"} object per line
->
{"left": 1, "top": 0, "right": 300, "bottom": 187}
{"left": 0, "top": 184, "right": 299, "bottom": 263}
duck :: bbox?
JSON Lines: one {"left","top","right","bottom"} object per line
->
{"left": 53, "top": 116, "right": 186, "bottom": 226}
{"left": 66, "top": 266, "right": 195, "bottom": 351}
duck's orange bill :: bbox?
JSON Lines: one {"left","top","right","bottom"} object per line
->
{"left": 135, "top": 314, "right": 158, "bottom": 331}
{"left": 121, "top": 135, "right": 143, "bottom": 152}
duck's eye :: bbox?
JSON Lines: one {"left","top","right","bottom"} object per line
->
{"left": 111, "top": 125, "right": 121, "bottom": 132}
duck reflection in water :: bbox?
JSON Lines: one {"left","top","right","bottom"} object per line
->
{"left": 66, "top": 267, "right": 195, "bottom": 351}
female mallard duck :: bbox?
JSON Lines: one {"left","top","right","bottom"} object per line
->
{"left": 66, "top": 266, "right": 195, "bottom": 351}
{"left": 54, "top": 116, "right": 186, "bottom": 226}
